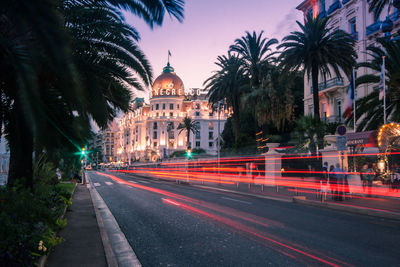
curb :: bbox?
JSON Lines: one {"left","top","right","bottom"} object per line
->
{"left": 86, "top": 175, "right": 119, "bottom": 267}
{"left": 292, "top": 197, "right": 400, "bottom": 221}
{"left": 39, "top": 182, "right": 77, "bottom": 267}
{"left": 87, "top": 172, "right": 142, "bottom": 267}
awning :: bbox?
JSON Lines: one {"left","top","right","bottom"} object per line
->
{"left": 346, "top": 130, "right": 377, "bottom": 146}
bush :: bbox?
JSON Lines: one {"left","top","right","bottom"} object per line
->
{"left": 0, "top": 162, "right": 75, "bottom": 266}
{"left": 169, "top": 150, "right": 186, "bottom": 158}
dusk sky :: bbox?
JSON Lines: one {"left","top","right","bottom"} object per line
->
{"left": 124, "top": 0, "right": 304, "bottom": 98}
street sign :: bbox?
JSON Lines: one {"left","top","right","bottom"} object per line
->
{"left": 337, "top": 125, "right": 347, "bottom": 136}
{"left": 336, "top": 135, "right": 347, "bottom": 151}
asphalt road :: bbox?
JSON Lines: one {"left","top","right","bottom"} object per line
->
{"left": 87, "top": 171, "right": 400, "bottom": 267}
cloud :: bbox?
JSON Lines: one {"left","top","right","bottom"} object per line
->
{"left": 273, "top": 9, "right": 303, "bottom": 41}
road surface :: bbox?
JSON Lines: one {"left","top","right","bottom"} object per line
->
{"left": 87, "top": 171, "right": 400, "bottom": 267}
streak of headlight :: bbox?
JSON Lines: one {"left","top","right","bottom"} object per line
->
{"left": 162, "top": 198, "right": 346, "bottom": 267}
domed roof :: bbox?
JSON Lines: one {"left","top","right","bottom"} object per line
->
{"left": 151, "top": 63, "right": 184, "bottom": 98}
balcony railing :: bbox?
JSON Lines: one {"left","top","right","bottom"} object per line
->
{"left": 366, "top": 21, "right": 381, "bottom": 36}
{"left": 366, "top": 11, "right": 399, "bottom": 36}
{"left": 310, "top": 77, "right": 344, "bottom": 94}
{"left": 323, "top": 115, "right": 342, "bottom": 124}
{"left": 327, "top": 0, "right": 342, "bottom": 15}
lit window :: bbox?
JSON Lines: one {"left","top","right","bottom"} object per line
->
{"left": 209, "top": 122, "right": 214, "bottom": 130}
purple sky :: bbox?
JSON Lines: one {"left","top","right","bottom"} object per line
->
{"left": 124, "top": 0, "right": 303, "bottom": 97}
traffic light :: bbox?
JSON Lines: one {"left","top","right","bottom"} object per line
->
{"left": 81, "top": 147, "right": 86, "bottom": 155}
{"left": 186, "top": 146, "right": 192, "bottom": 158}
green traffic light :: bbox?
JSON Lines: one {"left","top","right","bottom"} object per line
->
{"left": 186, "top": 147, "right": 192, "bottom": 158}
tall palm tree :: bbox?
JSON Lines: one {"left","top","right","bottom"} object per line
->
{"left": 204, "top": 53, "right": 249, "bottom": 141}
{"left": 230, "top": 31, "right": 278, "bottom": 89}
{"left": 0, "top": 0, "right": 185, "bottom": 188}
{"left": 177, "top": 117, "right": 197, "bottom": 148}
{"left": 348, "top": 37, "right": 400, "bottom": 130}
{"left": 278, "top": 13, "right": 356, "bottom": 121}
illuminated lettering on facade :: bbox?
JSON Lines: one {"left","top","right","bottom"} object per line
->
{"left": 150, "top": 83, "right": 201, "bottom": 98}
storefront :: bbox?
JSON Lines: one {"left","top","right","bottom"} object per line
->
{"left": 377, "top": 123, "right": 400, "bottom": 184}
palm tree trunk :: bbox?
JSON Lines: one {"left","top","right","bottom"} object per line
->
{"left": 7, "top": 99, "right": 33, "bottom": 190}
{"left": 186, "top": 130, "right": 190, "bottom": 148}
{"left": 311, "top": 67, "right": 324, "bottom": 152}
{"left": 311, "top": 67, "right": 320, "bottom": 120}
{"left": 232, "top": 97, "right": 241, "bottom": 142}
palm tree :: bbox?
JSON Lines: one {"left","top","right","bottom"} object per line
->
{"left": 204, "top": 53, "right": 249, "bottom": 141}
{"left": 242, "top": 66, "right": 296, "bottom": 132}
{"left": 0, "top": 0, "right": 185, "bottom": 188}
{"left": 177, "top": 117, "right": 197, "bottom": 148}
{"left": 230, "top": 31, "right": 278, "bottom": 89}
{"left": 278, "top": 13, "right": 357, "bottom": 121}
{"left": 291, "top": 115, "right": 327, "bottom": 153}
{"left": 348, "top": 37, "right": 400, "bottom": 130}
{"left": 367, "top": 0, "right": 400, "bottom": 21}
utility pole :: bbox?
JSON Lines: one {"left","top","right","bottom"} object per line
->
{"left": 383, "top": 56, "right": 387, "bottom": 125}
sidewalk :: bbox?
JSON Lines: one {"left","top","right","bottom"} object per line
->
{"left": 46, "top": 184, "right": 107, "bottom": 267}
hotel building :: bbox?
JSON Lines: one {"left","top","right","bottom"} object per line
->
{"left": 297, "top": 0, "right": 400, "bottom": 127}
{"left": 115, "top": 63, "right": 228, "bottom": 163}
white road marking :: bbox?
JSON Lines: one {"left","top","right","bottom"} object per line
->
{"left": 162, "top": 198, "right": 181, "bottom": 206}
{"left": 137, "top": 180, "right": 150, "bottom": 184}
{"left": 94, "top": 182, "right": 101, "bottom": 187}
{"left": 105, "top": 181, "right": 113, "bottom": 186}
{"left": 86, "top": 184, "right": 91, "bottom": 188}
{"left": 221, "top": 197, "right": 252, "bottom": 205}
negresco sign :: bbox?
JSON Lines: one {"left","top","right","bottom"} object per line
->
{"left": 150, "top": 86, "right": 201, "bottom": 98}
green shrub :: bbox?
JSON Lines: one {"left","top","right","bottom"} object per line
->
{"left": 0, "top": 162, "right": 75, "bottom": 265}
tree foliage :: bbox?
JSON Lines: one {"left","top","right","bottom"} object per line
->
{"left": 348, "top": 37, "right": 400, "bottom": 130}
{"left": 0, "top": 0, "right": 185, "bottom": 188}
{"left": 278, "top": 13, "right": 356, "bottom": 120}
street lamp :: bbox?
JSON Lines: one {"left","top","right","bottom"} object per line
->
{"left": 213, "top": 100, "right": 224, "bottom": 177}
